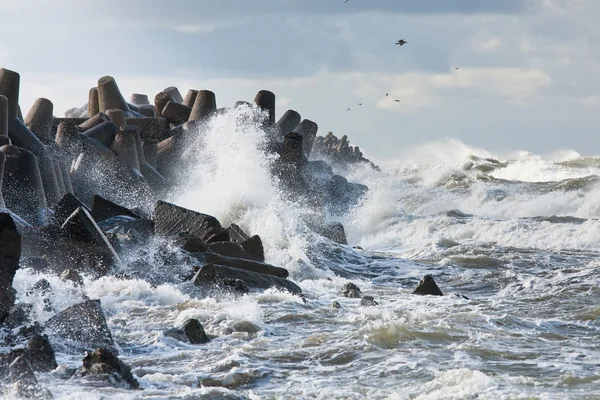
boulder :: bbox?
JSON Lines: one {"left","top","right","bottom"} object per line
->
{"left": 26, "top": 334, "right": 57, "bottom": 372}
{"left": 330, "top": 301, "right": 342, "bottom": 309}
{"left": 319, "top": 222, "right": 347, "bottom": 245}
{"left": 227, "top": 223, "right": 249, "bottom": 243}
{"left": 193, "top": 264, "right": 301, "bottom": 295}
{"left": 0, "top": 212, "right": 21, "bottom": 323}
{"left": 413, "top": 275, "right": 443, "bottom": 296}
{"left": 46, "top": 299, "right": 115, "bottom": 351}
{"left": 360, "top": 296, "right": 378, "bottom": 307}
{"left": 164, "top": 319, "right": 210, "bottom": 345}
{"left": 207, "top": 235, "right": 264, "bottom": 262}
{"left": 342, "top": 282, "right": 361, "bottom": 298}
{"left": 75, "top": 347, "right": 139, "bottom": 390}
{"left": 202, "top": 252, "right": 288, "bottom": 278}
{"left": 154, "top": 200, "right": 229, "bottom": 243}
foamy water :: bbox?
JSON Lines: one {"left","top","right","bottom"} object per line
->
{"left": 5, "top": 109, "right": 600, "bottom": 399}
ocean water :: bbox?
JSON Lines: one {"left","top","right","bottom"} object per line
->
{"left": 7, "top": 108, "right": 600, "bottom": 399}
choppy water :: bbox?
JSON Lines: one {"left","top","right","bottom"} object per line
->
{"left": 7, "top": 109, "right": 600, "bottom": 399}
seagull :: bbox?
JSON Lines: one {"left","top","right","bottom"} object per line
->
{"left": 358, "top": 103, "right": 362, "bottom": 106}
{"left": 347, "top": 108, "right": 350, "bottom": 111}
{"left": 455, "top": 67, "right": 459, "bottom": 70}
{"left": 394, "top": 99, "right": 401, "bottom": 102}
{"left": 396, "top": 39, "right": 407, "bottom": 46}
{"left": 386, "top": 93, "right": 389, "bottom": 96}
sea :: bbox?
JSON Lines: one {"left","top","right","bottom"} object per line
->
{"left": 8, "top": 106, "right": 600, "bottom": 399}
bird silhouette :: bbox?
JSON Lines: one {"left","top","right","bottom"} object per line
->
{"left": 394, "top": 99, "right": 401, "bottom": 102}
{"left": 347, "top": 108, "right": 350, "bottom": 111}
{"left": 386, "top": 93, "right": 389, "bottom": 96}
{"left": 396, "top": 39, "right": 407, "bottom": 46}
{"left": 358, "top": 103, "right": 362, "bottom": 105}
{"left": 455, "top": 67, "right": 459, "bottom": 70}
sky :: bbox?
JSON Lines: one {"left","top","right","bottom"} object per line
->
{"left": 0, "top": 0, "right": 599, "bottom": 161}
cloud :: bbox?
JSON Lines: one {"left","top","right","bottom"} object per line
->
{"left": 578, "top": 95, "right": 600, "bottom": 107}
{"left": 472, "top": 38, "right": 502, "bottom": 51}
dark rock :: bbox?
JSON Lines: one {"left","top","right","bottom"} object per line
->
{"left": 183, "top": 319, "right": 210, "bottom": 344}
{"left": 277, "top": 109, "right": 301, "bottom": 137}
{"left": 241, "top": 235, "right": 265, "bottom": 262}
{"left": 154, "top": 200, "right": 229, "bottom": 243}
{"left": 227, "top": 223, "right": 249, "bottom": 243}
{"left": 163, "top": 328, "right": 187, "bottom": 343}
{"left": 331, "top": 301, "right": 341, "bottom": 309}
{"left": 60, "top": 206, "right": 123, "bottom": 267}
{"left": 254, "top": 90, "right": 275, "bottom": 124}
{"left": 2, "top": 303, "right": 33, "bottom": 329}
{"left": 175, "top": 235, "right": 209, "bottom": 253}
{"left": 0, "top": 213, "right": 21, "bottom": 323}
{"left": 52, "top": 193, "right": 90, "bottom": 227}
{"left": 60, "top": 269, "right": 84, "bottom": 286}
{"left": 202, "top": 252, "right": 288, "bottom": 278}
{"left": 208, "top": 236, "right": 264, "bottom": 263}
{"left": 75, "top": 347, "right": 139, "bottom": 390}
{"left": 193, "top": 264, "right": 301, "bottom": 295}
{"left": 221, "top": 278, "right": 249, "bottom": 294}
{"left": 413, "top": 275, "right": 444, "bottom": 296}
{"left": 46, "top": 299, "right": 115, "bottom": 351}
{"left": 26, "top": 334, "right": 57, "bottom": 372}
{"left": 342, "top": 282, "right": 362, "bottom": 298}
{"left": 360, "top": 296, "right": 378, "bottom": 307}
{"left": 319, "top": 222, "right": 348, "bottom": 245}
{"left": 91, "top": 194, "right": 141, "bottom": 223}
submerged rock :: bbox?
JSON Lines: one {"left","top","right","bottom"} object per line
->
{"left": 413, "top": 275, "right": 444, "bottom": 296}
{"left": 360, "top": 296, "right": 378, "bottom": 307}
{"left": 60, "top": 269, "right": 84, "bottom": 286}
{"left": 75, "top": 347, "right": 139, "bottom": 390}
{"left": 46, "top": 299, "right": 115, "bottom": 351}
{"left": 342, "top": 282, "right": 362, "bottom": 298}
{"left": 3, "top": 355, "right": 53, "bottom": 399}
{"left": 164, "top": 319, "right": 210, "bottom": 345}
{"left": 330, "top": 301, "right": 342, "bottom": 309}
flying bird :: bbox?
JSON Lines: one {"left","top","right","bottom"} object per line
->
{"left": 386, "top": 93, "right": 389, "bottom": 96}
{"left": 358, "top": 103, "right": 362, "bottom": 106}
{"left": 455, "top": 67, "right": 459, "bottom": 70}
{"left": 396, "top": 39, "right": 407, "bottom": 46}
{"left": 394, "top": 99, "right": 401, "bottom": 102}
{"left": 347, "top": 108, "right": 350, "bottom": 111}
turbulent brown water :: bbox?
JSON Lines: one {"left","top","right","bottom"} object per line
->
{"left": 7, "top": 111, "right": 600, "bottom": 399}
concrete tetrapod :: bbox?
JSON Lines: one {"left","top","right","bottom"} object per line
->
{"left": 1, "top": 146, "right": 48, "bottom": 226}
{"left": 97, "top": 76, "right": 133, "bottom": 117}
{"left": 24, "top": 98, "right": 54, "bottom": 143}
{"left": 188, "top": 90, "right": 216, "bottom": 121}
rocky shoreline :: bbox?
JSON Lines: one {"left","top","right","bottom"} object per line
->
{"left": 0, "top": 68, "right": 441, "bottom": 397}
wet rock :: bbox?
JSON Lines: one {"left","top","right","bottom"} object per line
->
{"left": 413, "top": 275, "right": 444, "bottom": 296}
{"left": 221, "top": 278, "right": 249, "bottom": 294}
{"left": 26, "top": 334, "right": 57, "bottom": 372}
{"left": 240, "top": 235, "right": 265, "bottom": 263}
{"left": 75, "top": 347, "right": 139, "bottom": 390}
{"left": 90, "top": 194, "right": 141, "bottom": 223}
{"left": 60, "top": 269, "right": 84, "bottom": 286}
{"left": 165, "top": 319, "right": 210, "bottom": 345}
{"left": 5, "top": 355, "right": 53, "bottom": 399}
{"left": 46, "top": 299, "right": 115, "bottom": 351}
{"left": 155, "top": 200, "right": 230, "bottom": 243}
{"left": 342, "top": 282, "right": 362, "bottom": 298}
{"left": 60, "top": 206, "right": 123, "bottom": 267}
{"left": 227, "top": 223, "right": 249, "bottom": 243}
{"left": 52, "top": 193, "right": 90, "bottom": 227}
{"left": 319, "top": 222, "right": 347, "bottom": 245}
{"left": 183, "top": 319, "right": 210, "bottom": 344}
{"left": 330, "top": 301, "right": 341, "bottom": 309}
{"left": 0, "top": 213, "right": 21, "bottom": 323}
{"left": 175, "top": 234, "right": 209, "bottom": 253}
{"left": 202, "top": 252, "right": 288, "bottom": 278}
{"left": 194, "top": 264, "right": 302, "bottom": 295}
{"left": 360, "top": 296, "right": 378, "bottom": 307}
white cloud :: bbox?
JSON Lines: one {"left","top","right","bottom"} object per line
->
{"left": 172, "top": 19, "right": 245, "bottom": 34}
{"left": 578, "top": 95, "right": 600, "bottom": 107}
{"left": 472, "top": 38, "right": 502, "bottom": 51}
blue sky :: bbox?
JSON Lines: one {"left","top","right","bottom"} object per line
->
{"left": 1, "top": 0, "right": 599, "bottom": 160}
